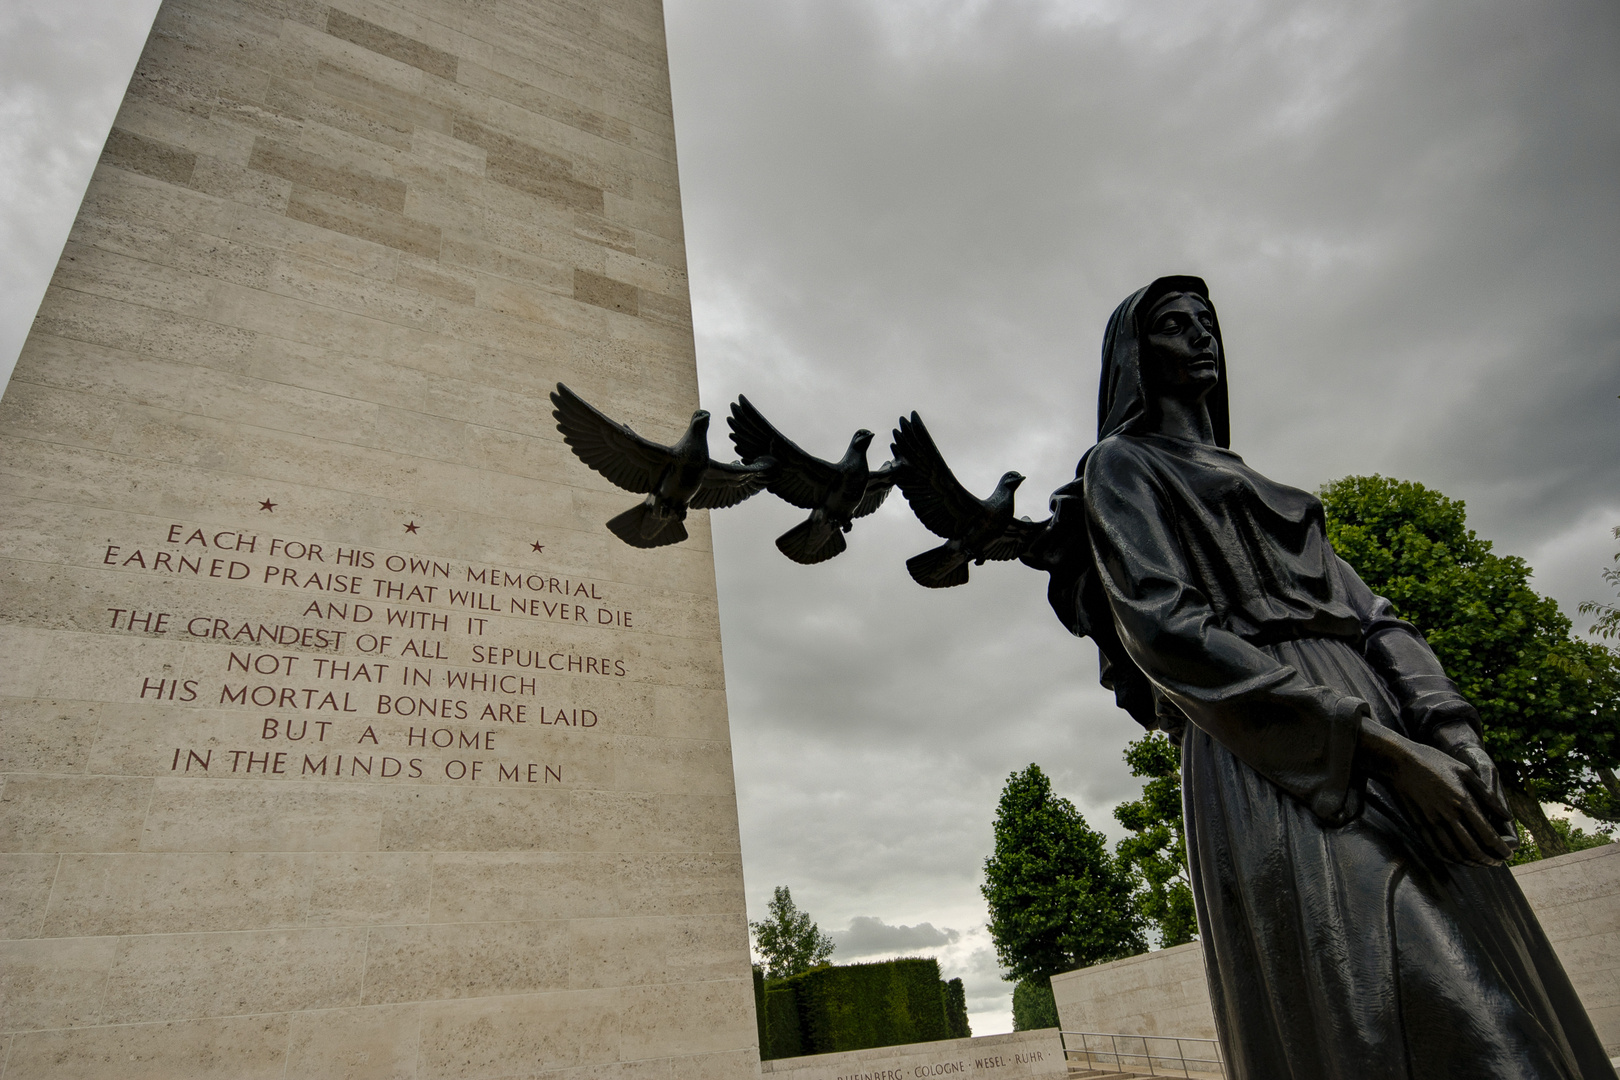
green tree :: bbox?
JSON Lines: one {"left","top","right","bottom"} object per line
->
{"left": 750, "top": 886, "right": 834, "bottom": 980}
{"left": 1319, "top": 475, "right": 1620, "bottom": 857}
{"left": 1574, "top": 525, "right": 1620, "bottom": 822}
{"left": 982, "top": 764, "right": 1145, "bottom": 984}
{"left": 1010, "top": 978, "right": 1060, "bottom": 1031}
{"left": 1579, "top": 526, "right": 1620, "bottom": 644}
{"left": 1113, "top": 733, "right": 1197, "bottom": 948}
{"left": 944, "top": 977, "right": 971, "bottom": 1039}
{"left": 1507, "top": 814, "right": 1614, "bottom": 866}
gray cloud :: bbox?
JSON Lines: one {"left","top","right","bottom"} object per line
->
{"left": 831, "top": 916, "right": 963, "bottom": 958}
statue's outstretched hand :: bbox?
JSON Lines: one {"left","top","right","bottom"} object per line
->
{"left": 1359, "top": 720, "right": 1516, "bottom": 866}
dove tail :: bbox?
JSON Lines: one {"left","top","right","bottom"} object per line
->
{"left": 776, "top": 518, "right": 846, "bottom": 565}
{"left": 906, "top": 543, "right": 970, "bottom": 588}
{"left": 606, "top": 502, "right": 688, "bottom": 548}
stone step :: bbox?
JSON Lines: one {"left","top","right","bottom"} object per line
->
{"left": 1069, "top": 1067, "right": 1205, "bottom": 1078}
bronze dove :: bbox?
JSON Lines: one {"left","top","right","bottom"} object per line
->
{"left": 890, "top": 411, "right": 1046, "bottom": 587}
{"left": 550, "top": 383, "right": 770, "bottom": 548}
{"left": 727, "top": 395, "right": 900, "bottom": 564}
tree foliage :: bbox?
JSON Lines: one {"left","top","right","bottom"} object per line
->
{"left": 1506, "top": 814, "right": 1613, "bottom": 866}
{"left": 1113, "top": 733, "right": 1197, "bottom": 948}
{"left": 982, "top": 764, "right": 1145, "bottom": 983}
{"left": 750, "top": 886, "right": 835, "bottom": 980}
{"left": 944, "top": 977, "right": 971, "bottom": 1039}
{"left": 1574, "top": 525, "right": 1620, "bottom": 823}
{"left": 1319, "top": 475, "right": 1620, "bottom": 856}
{"left": 1010, "top": 978, "right": 1061, "bottom": 1031}
{"left": 1579, "top": 526, "right": 1620, "bottom": 644}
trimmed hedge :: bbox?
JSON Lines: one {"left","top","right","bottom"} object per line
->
{"left": 753, "top": 967, "right": 768, "bottom": 1050}
{"left": 760, "top": 957, "right": 955, "bottom": 1058}
{"left": 764, "top": 985, "right": 804, "bottom": 1058}
{"left": 944, "top": 977, "right": 971, "bottom": 1039}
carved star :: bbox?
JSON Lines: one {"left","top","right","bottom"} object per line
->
{"left": 259, "top": 499, "right": 276, "bottom": 512}
{"left": 403, "top": 521, "right": 419, "bottom": 534}
{"left": 531, "top": 541, "right": 544, "bottom": 553}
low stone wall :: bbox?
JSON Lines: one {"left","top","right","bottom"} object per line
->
{"left": 1512, "top": 843, "right": 1620, "bottom": 1050}
{"left": 1050, "top": 843, "right": 1620, "bottom": 1053}
{"left": 760, "top": 1029, "right": 1066, "bottom": 1080}
{"left": 1049, "top": 941, "right": 1215, "bottom": 1042}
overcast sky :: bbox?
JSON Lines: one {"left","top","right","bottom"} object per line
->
{"left": 3, "top": 0, "right": 1617, "bottom": 1035}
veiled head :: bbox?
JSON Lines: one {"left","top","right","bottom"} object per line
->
{"left": 1096, "top": 275, "right": 1230, "bottom": 448}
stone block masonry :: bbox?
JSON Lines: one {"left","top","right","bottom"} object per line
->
{"left": 0, "top": 0, "right": 757, "bottom": 1077}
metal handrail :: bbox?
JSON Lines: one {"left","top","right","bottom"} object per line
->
{"left": 1059, "top": 1030, "right": 1225, "bottom": 1078}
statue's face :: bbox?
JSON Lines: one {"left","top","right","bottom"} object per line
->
{"left": 1144, "top": 293, "right": 1220, "bottom": 398}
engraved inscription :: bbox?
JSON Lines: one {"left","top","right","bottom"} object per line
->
{"left": 96, "top": 519, "right": 649, "bottom": 786}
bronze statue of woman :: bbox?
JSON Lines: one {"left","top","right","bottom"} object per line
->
{"left": 1038, "top": 276, "right": 1613, "bottom": 1078}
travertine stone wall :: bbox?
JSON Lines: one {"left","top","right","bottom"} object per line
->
{"left": 1050, "top": 844, "right": 1620, "bottom": 1054}
{"left": 1049, "top": 943, "right": 1215, "bottom": 1043}
{"left": 0, "top": 0, "right": 756, "bottom": 1076}
{"left": 759, "top": 1029, "right": 1067, "bottom": 1080}
{"left": 1512, "top": 843, "right": 1620, "bottom": 1052}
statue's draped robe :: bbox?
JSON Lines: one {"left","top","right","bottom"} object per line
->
{"left": 1082, "top": 432, "right": 1614, "bottom": 1080}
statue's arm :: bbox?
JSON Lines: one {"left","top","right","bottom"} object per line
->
{"left": 1084, "top": 443, "right": 1368, "bottom": 825}
{"left": 1019, "top": 477, "right": 1162, "bottom": 731}
{"left": 1333, "top": 554, "right": 1516, "bottom": 855}
{"left": 1330, "top": 555, "right": 1483, "bottom": 749}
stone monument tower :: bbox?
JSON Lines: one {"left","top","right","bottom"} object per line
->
{"left": 0, "top": 0, "right": 756, "bottom": 1075}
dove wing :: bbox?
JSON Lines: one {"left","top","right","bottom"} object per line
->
{"left": 551, "top": 383, "right": 671, "bottom": 494}
{"left": 727, "top": 396, "right": 838, "bottom": 510}
{"left": 979, "top": 516, "right": 1052, "bottom": 562}
{"left": 690, "top": 460, "right": 771, "bottom": 510}
{"left": 852, "top": 460, "right": 901, "bottom": 518}
{"left": 890, "top": 413, "right": 989, "bottom": 540}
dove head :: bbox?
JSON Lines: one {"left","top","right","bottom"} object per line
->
{"left": 851, "top": 429, "right": 875, "bottom": 451}
{"left": 1000, "top": 471, "right": 1026, "bottom": 490}
{"left": 676, "top": 411, "right": 712, "bottom": 454}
